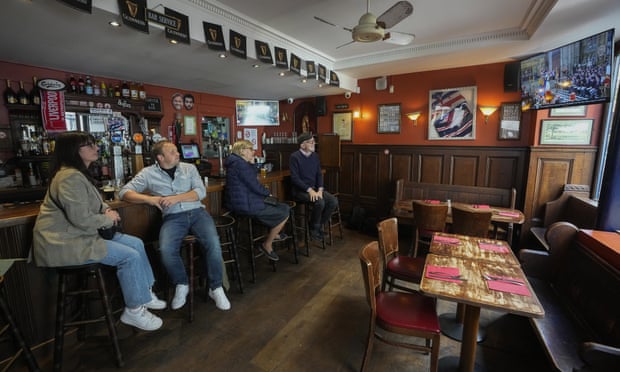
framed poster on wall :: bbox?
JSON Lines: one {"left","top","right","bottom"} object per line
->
{"left": 428, "top": 86, "right": 476, "bottom": 140}
{"left": 332, "top": 111, "right": 352, "bottom": 141}
{"left": 377, "top": 103, "right": 400, "bottom": 133}
{"left": 498, "top": 102, "right": 521, "bottom": 140}
{"left": 540, "top": 119, "right": 593, "bottom": 145}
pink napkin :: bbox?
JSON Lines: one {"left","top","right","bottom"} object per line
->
{"left": 478, "top": 242, "right": 509, "bottom": 253}
{"left": 424, "top": 199, "right": 440, "bottom": 204}
{"left": 472, "top": 204, "right": 490, "bottom": 209}
{"left": 425, "top": 265, "right": 463, "bottom": 283}
{"left": 433, "top": 235, "right": 460, "bottom": 245}
{"left": 498, "top": 211, "right": 520, "bottom": 217}
{"left": 486, "top": 276, "right": 531, "bottom": 296}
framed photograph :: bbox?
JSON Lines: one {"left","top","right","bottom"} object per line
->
{"left": 498, "top": 102, "right": 521, "bottom": 140}
{"left": 549, "top": 105, "right": 586, "bottom": 117}
{"left": 428, "top": 86, "right": 476, "bottom": 140}
{"left": 183, "top": 115, "right": 196, "bottom": 136}
{"left": 540, "top": 119, "right": 593, "bottom": 145}
{"left": 377, "top": 103, "right": 401, "bottom": 133}
{"left": 332, "top": 111, "right": 353, "bottom": 141}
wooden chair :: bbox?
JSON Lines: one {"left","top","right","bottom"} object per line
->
{"left": 411, "top": 201, "right": 449, "bottom": 257}
{"left": 376, "top": 217, "right": 424, "bottom": 293}
{"left": 442, "top": 205, "right": 493, "bottom": 342}
{"left": 359, "top": 241, "right": 440, "bottom": 372}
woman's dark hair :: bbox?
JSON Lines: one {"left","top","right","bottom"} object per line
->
{"left": 49, "top": 131, "right": 97, "bottom": 185}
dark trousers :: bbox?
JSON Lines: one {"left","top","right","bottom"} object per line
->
{"left": 292, "top": 190, "right": 339, "bottom": 231}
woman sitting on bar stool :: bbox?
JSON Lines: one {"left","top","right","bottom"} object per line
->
{"left": 224, "top": 140, "right": 289, "bottom": 261}
{"left": 32, "top": 131, "right": 165, "bottom": 331}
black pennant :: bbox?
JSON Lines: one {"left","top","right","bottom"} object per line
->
{"left": 164, "top": 7, "right": 190, "bottom": 45}
{"left": 204, "top": 22, "right": 225, "bottom": 51}
{"left": 229, "top": 30, "right": 247, "bottom": 59}
{"left": 118, "top": 0, "right": 148, "bottom": 34}
{"left": 255, "top": 40, "right": 273, "bottom": 64}
{"left": 290, "top": 54, "right": 301, "bottom": 75}
{"left": 57, "top": 0, "right": 92, "bottom": 13}
{"left": 275, "top": 47, "right": 288, "bottom": 69}
{"left": 329, "top": 71, "right": 340, "bottom": 87}
{"left": 306, "top": 61, "right": 316, "bottom": 79}
{"left": 318, "top": 64, "right": 327, "bottom": 82}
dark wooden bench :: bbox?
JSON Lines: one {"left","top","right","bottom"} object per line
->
{"left": 530, "top": 184, "right": 598, "bottom": 251}
{"left": 519, "top": 223, "right": 620, "bottom": 371}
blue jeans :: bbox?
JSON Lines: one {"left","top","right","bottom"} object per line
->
{"left": 159, "top": 209, "right": 224, "bottom": 289}
{"left": 91, "top": 233, "right": 155, "bottom": 308}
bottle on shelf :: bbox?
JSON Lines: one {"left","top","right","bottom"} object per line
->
{"left": 121, "top": 80, "right": 130, "bottom": 98}
{"left": 27, "top": 162, "right": 37, "bottom": 186}
{"left": 114, "top": 84, "right": 121, "bottom": 97}
{"left": 3, "top": 79, "right": 17, "bottom": 104}
{"left": 138, "top": 82, "right": 146, "bottom": 100}
{"left": 85, "top": 76, "right": 93, "bottom": 95}
{"left": 93, "top": 78, "right": 101, "bottom": 96}
{"left": 17, "top": 80, "right": 30, "bottom": 105}
{"left": 30, "top": 76, "right": 41, "bottom": 105}
{"left": 68, "top": 75, "right": 77, "bottom": 94}
{"left": 78, "top": 76, "right": 85, "bottom": 94}
{"left": 130, "top": 81, "right": 139, "bottom": 100}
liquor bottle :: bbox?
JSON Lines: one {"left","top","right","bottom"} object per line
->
{"left": 30, "top": 76, "right": 41, "bottom": 105}
{"left": 17, "top": 80, "right": 30, "bottom": 105}
{"left": 78, "top": 76, "right": 85, "bottom": 94}
{"left": 121, "top": 80, "right": 130, "bottom": 98}
{"left": 114, "top": 84, "right": 121, "bottom": 97}
{"left": 93, "top": 79, "right": 101, "bottom": 96}
{"left": 3, "top": 79, "right": 17, "bottom": 104}
{"left": 27, "top": 162, "right": 37, "bottom": 186}
{"left": 138, "top": 82, "right": 146, "bottom": 100}
{"left": 67, "top": 75, "right": 76, "bottom": 94}
{"left": 85, "top": 76, "right": 93, "bottom": 95}
{"left": 99, "top": 81, "right": 107, "bottom": 97}
{"left": 130, "top": 81, "right": 138, "bottom": 100}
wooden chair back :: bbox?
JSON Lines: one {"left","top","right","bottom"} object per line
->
{"left": 376, "top": 217, "right": 399, "bottom": 261}
{"left": 359, "top": 241, "right": 381, "bottom": 312}
{"left": 451, "top": 206, "right": 493, "bottom": 238}
{"left": 411, "top": 201, "right": 448, "bottom": 256}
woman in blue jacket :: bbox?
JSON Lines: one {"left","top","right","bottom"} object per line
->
{"left": 224, "top": 140, "right": 289, "bottom": 261}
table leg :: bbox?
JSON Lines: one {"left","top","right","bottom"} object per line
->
{"left": 459, "top": 304, "right": 481, "bottom": 372}
{"left": 439, "top": 303, "right": 486, "bottom": 342}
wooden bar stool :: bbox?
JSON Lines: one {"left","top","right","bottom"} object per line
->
{"left": 54, "top": 263, "right": 123, "bottom": 371}
{"left": 293, "top": 201, "right": 326, "bottom": 256}
{"left": 233, "top": 213, "right": 273, "bottom": 283}
{"left": 181, "top": 236, "right": 202, "bottom": 322}
{"left": 214, "top": 215, "right": 243, "bottom": 293}
{"left": 326, "top": 194, "right": 344, "bottom": 246}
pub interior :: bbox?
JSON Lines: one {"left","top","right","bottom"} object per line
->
{"left": 1, "top": 1, "right": 620, "bottom": 371}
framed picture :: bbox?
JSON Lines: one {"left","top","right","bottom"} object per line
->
{"left": 332, "top": 111, "right": 353, "bottom": 141}
{"left": 549, "top": 105, "right": 586, "bottom": 117}
{"left": 183, "top": 115, "right": 196, "bottom": 136}
{"left": 428, "top": 86, "right": 476, "bottom": 140}
{"left": 540, "top": 119, "right": 593, "bottom": 145}
{"left": 377, "top": 103, "right": 401, "bottom": 133}
{"left": 498, "top": 102, "right": 521, "bottom": 140}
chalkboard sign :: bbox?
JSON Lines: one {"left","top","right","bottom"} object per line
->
{"left": 144, "top": 97, "right": 162, "bottom": 112}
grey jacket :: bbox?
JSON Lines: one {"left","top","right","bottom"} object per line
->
{"left": 33, "top": 167, "right": 112, "bottom": 267}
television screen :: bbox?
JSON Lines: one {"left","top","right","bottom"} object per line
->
{"left": 520, "top": 29, "right": 614, "bottom": 111}
{"left": 179, "top": 143, "right": 201, "bottom": 160}
{"left": 235, "top": 99, "right": 280, "bottom": 126}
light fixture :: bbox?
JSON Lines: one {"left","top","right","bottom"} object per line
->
{"left": 169, "top": 39, "right": 178, "bottom": 45}
{"left": 108, "top": 20, "right": 121, "bottom": 27}
{"left": 479, "top": 106, "right": 498, "bottom": 124}
{"left": 301, "top": 78, "right": 307, "bottom": 83}
{"left": 218, "top": 53, "right": 227, "bottom": 58}
{"left": 278, "top": 71, "right": 285, "bottom": 77}
{"left": 353, "top": 111, "right": 361, "bottom": 119}
{"left": 406, "top": 112, "right": 421, "bottom": 126}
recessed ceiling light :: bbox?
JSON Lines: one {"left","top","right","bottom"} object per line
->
{"left": 219, "top": 53, "right": 227, "bottom": 58}
{"left": 169, "top": 39, "right": 178, "bottom": 44}
{"left": 252, "top": 64, "right": 259, "bottom": 68}
{"left": 108, "top": 20, "right": 121, "bottom": 27}
{"left": 278, "top": 71, "right": 285, "bottom": 77}
{"left": 301, "top": 78, "right": 307, "bottom": 83}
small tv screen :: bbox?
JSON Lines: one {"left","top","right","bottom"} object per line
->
{"left": 235, "top": 99, "right": 280, "bottom": 126}
{"left": 179, "top": 143, "right": 200, "bottom": 160}
{"left": 520, "top": 29, "right": 614, "bottom": 111}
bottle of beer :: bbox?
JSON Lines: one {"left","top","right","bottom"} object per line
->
{"left": 100, "top": 81, "right": 107, "bottom": 97}
{"left": 68, "top": 75, "right": 77, "bottom": 94}
{"left": 78, "top": 76, "right": 85, "bottom": 94}
{"left": 3, "top": 79, "right": 17, "bottom": 104}
{"left": 121, "top": 80, "right": 130, "bottom": 98}
{"left": 85, "top": 76, "right": 93, "bottom": 95}
{"left": 30, "top": 76, "right": 41, "bottom": 105}
{"left": 17, "top": 80, "right": 30, "bottom": 105}
{"left": 93, "top": 79, "right": 101, "bottom": 96}
{"left": 130, "top": 81, "right": 139, "bottom": 100}
{"left": 138, "top": 82, "right": 146, "bottom": 100}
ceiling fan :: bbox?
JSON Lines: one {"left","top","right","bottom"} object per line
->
{"left": 314, "top": 0, "right": 414, "bottom": 48}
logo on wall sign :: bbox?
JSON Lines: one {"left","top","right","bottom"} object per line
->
{"left": 38, "top": 79, "right": 66, "bottom": 91}
{"left": 126, "top": 1, "right": 139, "bottom": 17}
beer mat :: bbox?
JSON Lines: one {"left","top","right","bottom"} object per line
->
{"left": 423, "top": 199, "right": 440, "bottom": 204}
{"left": 498, "top": 211, "right": 520, "bottom": 217}
{"left": 478, "top": 242, "right": 509, "bottom": 253}
{"left": 472, "top": 204, "right": 490, "bottom": 209}
{"left": 433, "top": 235, "right": 460, "bottom": 245}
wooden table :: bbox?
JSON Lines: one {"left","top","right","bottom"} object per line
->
{"left": 420, "top": 233, "right": 544, "bottom": 372}
{"left": 393, "top": 200, "right": 525, "bottom": 245}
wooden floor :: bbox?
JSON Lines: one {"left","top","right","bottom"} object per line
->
{"left": 30, "top": 227, "right": 550, "bottom": 372}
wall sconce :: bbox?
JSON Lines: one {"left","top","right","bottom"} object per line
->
{"left": 479, "top": 106, "right": 498, "bottom": 124}
{"left": 353, "top": 111, "right": 361, "bottom": 119}
{"left": 406, "top": 112, "right": 421, "bottom": 126}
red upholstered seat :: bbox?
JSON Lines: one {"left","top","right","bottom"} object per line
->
{"left": 386, "top": 256, "right": 424, "bottom": 282}
{"left": 376, "top": 292, "right": 440, "bottom": 333}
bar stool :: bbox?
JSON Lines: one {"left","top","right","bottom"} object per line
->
{"left": 293, "top": 201, "right": 326, "bottom": 256}
{"left": 282, "top": 200, "right": 299, "bottom": 264}
{"left": 0, "top": 275, "right": 40, "bottom": 371}
{"left": 233, "top": 213, "right": 274, "bottom": 283}
{"left": 180, "top": 235, "right": 203, "bottom": 322}
{"left": 326, "top": 194, "right": 344, "bottom": 246}
{"left": 214, "top": 214, "right": 243, "bottom": 293}
{"left": 54, "top": 263, "right": 123, "bottom": 371}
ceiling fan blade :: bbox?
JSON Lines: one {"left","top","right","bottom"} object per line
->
{"left": 336, "top": 40, "right": 356, "bottom": 49}
{"left": 377, "top": 1, "right": 413, "bottom": 29}
{"left": 314, "top": 16, "right": 353, "bottom": 32}
{"left": 384, "top": 31, "right": 415, "bottom": 45}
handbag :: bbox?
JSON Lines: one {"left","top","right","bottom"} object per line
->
{"left": 97, "top": 225, "right": 118, "bottom": 240}
{"left": 264, "top": 196, "right": 279, "bottom": 206}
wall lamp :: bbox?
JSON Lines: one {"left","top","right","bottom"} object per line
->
{"left": 479, "top": 106, "right": 498, "bottom": 124}
{"left": 353, "top": 111, "right": 361, "bottom": 119}
{"left": 406, "top": 112, "right": 421, "bottom": 126}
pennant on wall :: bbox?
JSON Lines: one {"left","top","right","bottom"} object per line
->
{"left": 329, "top": 71, "right": 340, "bottom": 87}
{"left": 255, "top": 40, "right": 273, "bottom": 64}
{"left": 164, "top": 7, "right": 190, "bottom": 44}
{"left": 306, "top": 61, "right": 316, "bottom": 79}
{"left": 290, "top": 54, "right": 301, "bottom": 75}
{"left": 275, "top": 47, "right": 288, "bottom": 69}
{"left": 118, "top": 0, "right": 148, "bottom": 34}
{"left": 318, "top": 64, "right": 327, "bottom": 82}
{"left": 58, "top": 0, "right": 92, "bottom": 13}
{"left": 229, "top": 30, "right": 247, "bottom": 59}
{"left": 204, "top": 22, "right": 225, "bottom": 50}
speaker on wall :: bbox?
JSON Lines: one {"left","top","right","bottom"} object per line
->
{"left": 504, "top": 62, "right": 520, "bottom": 92}
{"left": 316, "top": 96, "right": 326, "bottom": 116}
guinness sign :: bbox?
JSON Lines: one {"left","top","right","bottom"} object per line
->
{"left": 290, "top": 54, "right": 301, "bottom": 75}
{"left": 274, "top": 47, "right": 288, "bottom": 69}
{"left": 255, "top": 40, "right": 273, "bottom": 64}
{"left": 204, "top": 22, "right": 225, "bottom": 51}
{"left": 229, "top": 30, "right": 247, "bottom": 59}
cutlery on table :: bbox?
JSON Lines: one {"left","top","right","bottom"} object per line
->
{"left": 482, "top": 274, "right": 524, "bottom": 286}
{"left": 427, "top": 271, "right": 466, "bottom": 281}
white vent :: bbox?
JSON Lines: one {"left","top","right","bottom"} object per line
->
{"left": 375, "top": 76, "right": 387, "bottom": 91}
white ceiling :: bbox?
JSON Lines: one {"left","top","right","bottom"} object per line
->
{"left": 1, "top": 0, "right": 619, "bottom": 101}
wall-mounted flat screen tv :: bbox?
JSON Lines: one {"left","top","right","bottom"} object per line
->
{"left": 235, "top": 99, "right": 280, "bottom": 126}
{"left": 520, "top": 28, "right": 614, "bottom": 111}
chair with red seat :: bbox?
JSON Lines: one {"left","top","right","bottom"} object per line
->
{"left": 359, "top": 241, "right": 441, "bottom": 372}
{"left": 376, "top": 217, "right": 425, "bottom": 293}
{"left": 411, "top": 200, "right": 449, "bottom": 257}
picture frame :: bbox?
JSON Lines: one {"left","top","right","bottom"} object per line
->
{"left": 183, "top": 115, "right": 196, "bottom": 136}
{"left": 549, "top": 105, "right": 587, "bottom": 117}
{"left": 332, "top": 111, "right": 353, "bottom": 141}
{"left": 428, "top": 86, "right": 476, "bottom": 140}
{"left": 498, "top": 102, "right": 521, "bottom": 140}
{"left": 377, "top": 103, "right": 401, "bottom": 133}
{"left": 540, "top": 119, "right": 593, "bottom": 145}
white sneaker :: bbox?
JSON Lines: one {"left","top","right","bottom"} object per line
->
{"left": 171, "top": 284, "right": 189, "bottom": 310}
{"left": 208, "top": 287, "right": 231, "bottom": 311}
{"left": 145, "top": 289, "right": 166, "bottom": 310}
{"left": 120, "top": 306, "right": 163, "bottom": 331}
